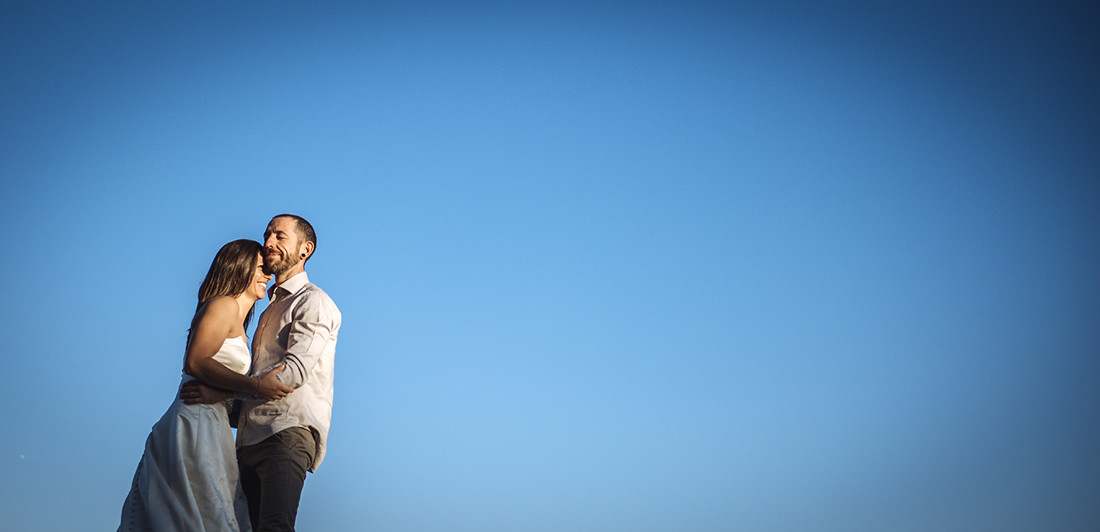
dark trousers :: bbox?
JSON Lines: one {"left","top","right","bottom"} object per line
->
{"left": 237, "top": 427, "right": 317, "bottom": 532}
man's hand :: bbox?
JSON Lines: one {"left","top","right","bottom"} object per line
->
{"left": 180, "top": 380, "right": 233, "bottom": 405}
{"left": 256, "top": 365, "right": 294, "bottom": 401}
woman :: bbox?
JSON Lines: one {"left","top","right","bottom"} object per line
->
{"left": 119, "top": 240, "right": 291, "bottom": 532}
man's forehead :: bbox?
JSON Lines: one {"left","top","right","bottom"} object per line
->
{"left": 267, "top": 217, "right": 295, "bottom": 232}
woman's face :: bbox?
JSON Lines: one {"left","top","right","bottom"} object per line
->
{"left": 247, "top": 252, "right": 272, "bottom": 300}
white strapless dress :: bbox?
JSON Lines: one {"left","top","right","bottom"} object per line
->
{"left": 118, "top": 337, "right": 253, "bottom": 532}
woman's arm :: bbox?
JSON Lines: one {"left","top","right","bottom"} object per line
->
{"left": 184, "top": 297, "right": 292, "bottom": 401}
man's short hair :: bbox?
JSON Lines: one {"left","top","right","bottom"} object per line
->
{"left": 272, "top": 214, "right": 317, "bottom": 258}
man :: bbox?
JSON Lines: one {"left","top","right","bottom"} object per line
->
{"left": 183, "top": 214, "right": 341, "bottom": 531}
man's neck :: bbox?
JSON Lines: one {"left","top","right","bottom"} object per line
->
{"left": 275, "top": 268, "right": 306, "bottom": 287}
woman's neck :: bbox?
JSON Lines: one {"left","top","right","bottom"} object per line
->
{"left": 233, "top": 294, "right": 257, "bottom": 322}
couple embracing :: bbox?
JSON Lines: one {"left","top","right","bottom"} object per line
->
{"left": 119, "top": 214, "right": 341, "bottom": 532}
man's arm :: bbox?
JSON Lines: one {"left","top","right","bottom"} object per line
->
{"left": 179, "top": 380, "right": 232, "bottom": 404}
{"left": 277, "top": 289, "right": 340, "bottom": 389}
{"left": 180, "top": 366, "right": 287, "bottom": 405}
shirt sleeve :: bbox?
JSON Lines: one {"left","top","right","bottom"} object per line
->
{"left": 276, "top": 289, "right": 340, "bottom": 389}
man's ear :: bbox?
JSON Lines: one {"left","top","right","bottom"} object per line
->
{"left": 302, "top": 241, "right": 316, "bottom": 260}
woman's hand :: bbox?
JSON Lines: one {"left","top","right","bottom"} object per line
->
{"left": 255, "top": 364, "right": 294, "bottom": 401}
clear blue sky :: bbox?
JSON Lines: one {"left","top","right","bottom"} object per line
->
{"left": 2, "top": 1, "right": 1098, "bottom": 530}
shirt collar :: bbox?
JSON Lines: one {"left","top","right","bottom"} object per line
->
{"left": 268, "top": 271, "right": 309, "bottom": 301}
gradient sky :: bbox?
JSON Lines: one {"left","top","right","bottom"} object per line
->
{"left": 2, "top": 1, "right": 1098, "bottom": 530}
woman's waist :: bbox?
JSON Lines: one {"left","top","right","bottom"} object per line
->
{"left": 177, "top": 375, "right": 235, "bottom": 408}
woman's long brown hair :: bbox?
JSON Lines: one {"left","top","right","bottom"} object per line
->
{"left": 195, "top": 239, "right": 264, "bottom": 330}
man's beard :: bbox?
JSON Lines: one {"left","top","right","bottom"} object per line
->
{"left": 264, "top": 250, "right": 301, "bottom": 276}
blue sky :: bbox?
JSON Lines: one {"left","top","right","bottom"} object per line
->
{"left": 2, "top": 1, "right": 1098, "bottom": 530}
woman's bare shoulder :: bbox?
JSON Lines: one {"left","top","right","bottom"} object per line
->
{"left": 194, "top": 296, "right": 238, "bottom": 324}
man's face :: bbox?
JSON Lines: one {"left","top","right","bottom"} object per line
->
{"left": 263, "top": 217, "right": 304, "bottom": 276}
